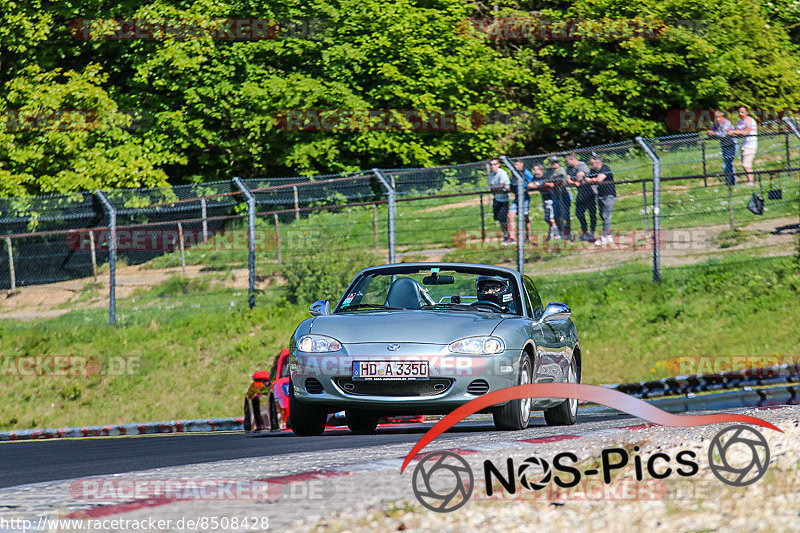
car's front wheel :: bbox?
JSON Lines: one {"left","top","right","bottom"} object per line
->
{"left": 288, "top": 380, "right": 327, "bottom": 436}
{"left": 345, "top": 409, "right": 379, "bottom": 434}
{"left": 493, "top": 352, "right": 532, "bottom": 430}
{"left": 544, "top": 355, "right": 580, "bottom": 426}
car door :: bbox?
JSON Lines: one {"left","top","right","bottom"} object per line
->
{"left": 521, "top": 276, "right": 565, "bottom": 383}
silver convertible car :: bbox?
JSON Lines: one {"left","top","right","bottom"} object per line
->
{"left": 288, "top": 263, "right": 581, "bottom": 436}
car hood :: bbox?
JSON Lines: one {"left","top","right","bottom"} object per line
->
{"left": 310, "top": 311, "right": 506, "bottom": 344}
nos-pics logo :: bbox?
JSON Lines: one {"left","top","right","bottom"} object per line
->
{"left": 411, "top": 424, "right": 770, "bottom": 512}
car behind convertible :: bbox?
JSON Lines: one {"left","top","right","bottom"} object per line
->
{"left": 288, "top": 262, "right": 581, "bottom": 436}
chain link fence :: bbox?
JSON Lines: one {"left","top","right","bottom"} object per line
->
{"left": 2, "top": 118, "right": 799, "bottom": 324}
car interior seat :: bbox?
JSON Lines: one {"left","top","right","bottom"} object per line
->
{"left": 384, "top": 277, "right": 429, "bottom": 309}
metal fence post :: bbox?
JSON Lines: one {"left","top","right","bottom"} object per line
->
{"left": 95, "top": 190, "right": 117, "bottom": 324}
{"left": 200, "top": 198, "right": 208, "bottom": 243}
{"left": 5, "top": 237, "right": 16, "bottom": 293}
{"left": 502, "top": 155, "right": 525, "bottom": 274}
{"left": 89, "top": 230, "right": 98, "bottom": 281}
{"left": 641, "top": 181, "right": 649, "bottom": 235}
{"left": 783, "top": 116, "right": 800, "bottom": 249}
{"left": 233, "top": 177, "right": 256, "bottom": 309}
{"left": 636, "top": 138, "right": 661, "bottom": 282}
{"left": 373, "top": 204, "right": 379, "bottom": 254}
{"left": 700, "top": 136, "right": 708, "bottom": 187}
{"left": 372, "top": 169, "right": 396, "bottom": 263}
{"left": 274, "top": 213, "right": 282, "bottom": 265}
{"left": 178, "top": 222, "right": 187, "bottom": 276}
{"left": 479, "top": 193, "right": 486, "bottom": 242}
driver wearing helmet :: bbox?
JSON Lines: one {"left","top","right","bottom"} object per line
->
{"left": 475, "top": 275, "right": 513, "bottom": 311}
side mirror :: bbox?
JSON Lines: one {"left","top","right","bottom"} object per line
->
{"left": 539, "top": 302, "right": 571, "bottom": 323}
{"left": 310, "top": 300, "right": 331, "bottom": 316}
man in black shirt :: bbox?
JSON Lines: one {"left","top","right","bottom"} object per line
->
{"left": 586, "top": 155, "right": 616, "bottom": 245}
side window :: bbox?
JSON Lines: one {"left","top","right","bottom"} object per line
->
{"left": 280, "top": 358, "right": 291, "bottom": 378}
{"left": 522, "top": 276, "right": 544, "bottom": 319}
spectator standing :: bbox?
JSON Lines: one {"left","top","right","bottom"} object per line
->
{"left": 508, "top": 160, "right": 533, "bottom": 242}
{"left": 488, "top": 158, "right": 513, "bottom": 244}
{"left": 730, "top": 105, "right": 758, "bottom": 185}
{"left": 566, "top": 153, "right": 596, "bottom": 242}
{"left": 586, "top": 154, "right": 616, "bottom": 246}
{"left": 707, "top": 110, "right": 737, "bottom": 185}
{"left": 528, "top": 164, "right": 559, "bottom": 240}
{"left": 545, "top": 156, "right": 571, "bottom": 241}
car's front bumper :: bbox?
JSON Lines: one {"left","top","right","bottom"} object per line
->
{"left": 290, "top": 343, "right": 525, "bottom": 414}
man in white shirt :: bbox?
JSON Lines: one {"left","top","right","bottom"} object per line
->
{"left": 730, "top": 105, "right": 758, "bottom": 186}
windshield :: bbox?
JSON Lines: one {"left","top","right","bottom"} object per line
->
{"left": 335, "top": 269, "right": 521, "bottom": 315}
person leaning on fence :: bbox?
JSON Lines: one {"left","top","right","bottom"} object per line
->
{"left": 566, "top": 153, "right": 596, "bottom": 242}
{"left": 528, "top": 164, "right": 559, "bottom": 240}
{"left": 508, "top": 160, "right": 533, "bottom": 242}
{"left": 545, "top": 156, "right": 571, "bottom": 241}
{"left": 730, "top": 105, "right": 758, "bottom": 186}
{"left": 586, "top": 154, "right": 616, "bottom": 246}
{"left": 488, "top": 158, "right": 513, "bottom": 245}
{"left": 707, "top": 110, "right": 737, "bottom": 186}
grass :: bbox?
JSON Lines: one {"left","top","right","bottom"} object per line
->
{"left": 1, "top": 252, "right": 799, "bottom": 430}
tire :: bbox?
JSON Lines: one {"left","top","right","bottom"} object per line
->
{"left": 493, "top": 352, "right": 533, "bottom": 430}
{"left": 345, "top": 409, "right": 379, "bottom": 434}
{"left": 544, "top": 355, "right": 580, "bottom": 426}
{"left": 288, "top": 380, "right": 326, "bottom": 436}
{"left": 269, "top": 396, "right": 279, "bottom": 430}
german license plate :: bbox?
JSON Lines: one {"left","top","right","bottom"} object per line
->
{"left": 352, "top": 360, "right": 429, "bottom": 381}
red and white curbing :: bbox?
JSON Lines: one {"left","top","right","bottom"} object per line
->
{"left": 0, "top": 417, "right": 245, "bottom": 442}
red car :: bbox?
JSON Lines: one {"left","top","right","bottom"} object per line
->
{"left": 244, "top": 348, "right": 424, "bottom": 433}
{"left": 244, "top": 348, "right": 291, "bottom": 432}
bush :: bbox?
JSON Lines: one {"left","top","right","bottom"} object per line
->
{"left": 281, "top": 237, "right": 380, "bottom": 304}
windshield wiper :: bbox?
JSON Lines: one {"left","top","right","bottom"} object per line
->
{"left": 338, "top": 303, "right": 403, "bottom": 312}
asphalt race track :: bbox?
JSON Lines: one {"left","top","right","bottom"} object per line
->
{"left": 0, "top": 411, "right": 632, "bottom": 489}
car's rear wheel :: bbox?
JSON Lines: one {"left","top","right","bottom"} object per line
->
{"left": 288, "top": 380, "right": 326, "bottom": 436}
{"left": 493, "top": 352, "right": 532, "bottom": 430}
{"left": 345, "top": 409, "right": 379, "bottom": 434}
{"left": 544, "top": 355, "right": 580, "bottom": 426}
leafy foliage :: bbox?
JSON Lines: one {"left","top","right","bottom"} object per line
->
{"left": 2, "top": 0, "right": 800, "bottom": 193}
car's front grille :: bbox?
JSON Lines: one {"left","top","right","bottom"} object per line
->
{"left": 305, "top": 378, "right": 324, "bottom": 394}
{"left": 334, "top": 377, "right": 453, "bottom": 397}
{"left": 466, "top": 379, "right": 490, "bottom": 395}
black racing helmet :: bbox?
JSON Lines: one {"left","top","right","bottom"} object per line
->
{"left": 475, "top": 275, "right": 512, "bottom": 307}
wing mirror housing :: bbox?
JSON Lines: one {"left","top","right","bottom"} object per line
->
{"left": 310, "top": 300, "right": 331, "bottom": 316}
{"left": 539, "top": 302, "right": 571, "bottom": 323}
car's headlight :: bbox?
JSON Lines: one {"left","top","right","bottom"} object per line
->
{"left": 281, "top": 382, "right": 290, "bottom": 396}
{"left": 448, "top": 336, "right": 505, "bottom": 355}
{"left": 297, "top": 334, "right": 342, "bottom": 353}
